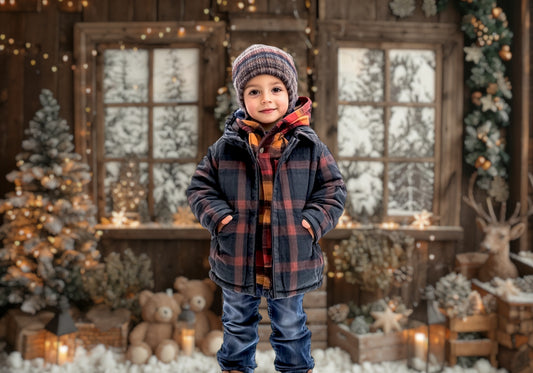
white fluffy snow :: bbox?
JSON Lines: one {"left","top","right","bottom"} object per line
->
{"left": 0, "top": 345, "right": 507, "bottom": 373}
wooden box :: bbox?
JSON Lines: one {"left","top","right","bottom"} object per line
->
{"left": 75, "top": 306, "right": 131, "bottom": 351}
{"left": 446, "top": 313, "right": 497, "bottom": 366}
{"left": 75, "top": 320, "right": 129, "bottom": 351}
{"left": 327, "top": 319, "right": 407, "bottom": 363}
{"left": 454, "top": 252, "right": 488, "bottom": 279}
{"left": 472, "top": 279, "right": 533, "bottom": 372}
{"left": 4, "top": 309, "right": 54, "bottom": 360}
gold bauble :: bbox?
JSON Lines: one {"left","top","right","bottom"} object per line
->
{"left": 475, "top": 156, "right": 486, "bottom": 168}
{"left": 492, "top": 7, "right": 503, "bottom": 19}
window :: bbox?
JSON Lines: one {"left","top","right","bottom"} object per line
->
{"left": 337, "top": 45, "right": 439, "bottom": 218}
{"left": 74, "top": 22, "right": 225, "bottom": 223}
{"left": 316, "top": 23, "right": 463, "bottom": 225}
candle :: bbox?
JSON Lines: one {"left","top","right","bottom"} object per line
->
{"left": 58, "top": 344, "right": 69, "bottom": 365}
{"left": 181, "top": 330, "right": 195, "bottom": 356}
{"left": 414, "top": 332, "right": 427, "bottom": 369}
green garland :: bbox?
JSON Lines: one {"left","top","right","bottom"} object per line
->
{"left": 459, "top": 0, "right": 513, "bottom": 191}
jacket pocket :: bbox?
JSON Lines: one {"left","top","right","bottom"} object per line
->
{"left": 215, "top": 215, "right": 238, "bottom": 259}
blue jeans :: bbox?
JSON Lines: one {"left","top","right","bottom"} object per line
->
{"left": 217, "top": 288, "right": 314, "bottom": 373}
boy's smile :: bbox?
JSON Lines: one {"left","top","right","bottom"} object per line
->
{"left": 243, "top": 74, "right": 289, "bottom": 130}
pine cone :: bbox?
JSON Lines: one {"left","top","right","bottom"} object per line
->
{"left": 328, "top": 303, "right": 350, "bottom": 323}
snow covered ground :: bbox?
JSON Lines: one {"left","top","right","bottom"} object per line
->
{"left": 0, "top": 345, "right": 507, "bottom": 373}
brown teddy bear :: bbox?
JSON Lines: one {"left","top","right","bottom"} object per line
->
{"left": 126, "top": 290, "right": 182, "bottom": 364}
{"left": 173, "top": 276, "right": 223, "bottom": 356}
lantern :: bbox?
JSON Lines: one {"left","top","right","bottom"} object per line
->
{"left": 43, "top": 296, "right": 78, "bottom": 365}
{"left": 407, "top": 286, "right": 446, "bottom": 372}
{"left": 178, "top": 304, "right": 196, "bottom": 356}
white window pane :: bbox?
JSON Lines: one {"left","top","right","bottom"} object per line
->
{"left": 104, "top": 49, "right": 149, "bottom": 103}
{"left": 153, "top": 48, "right": 199, "bottom": 103}
{"left": 338, "top": 48, "right": 384, "bottom": 102}
{"left": 338, "top": 105, "right": 384, "bottom": 157}
{"left": 104, "top": 107, "right": 148, "bottom": 157}
{"left": 390, "top": 49, "right": 435, "bottom": 103}
{"left": 153, "top": 106, "right": 198, "bottom": 158}
{"left": 389, "top": 107, "right": 435, "bottom": 157}
{"left": 387, "top": 162, "right": 433, "bottom": 215}
{"left": 153, "top": 163, "right": 196, "bottom": 219}
{"left": 339, "top": 161, "right": 384, "bottom": 217}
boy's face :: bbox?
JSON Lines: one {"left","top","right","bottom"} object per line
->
{"left": 243, "top": 74, "right": 289, "bottom": 129}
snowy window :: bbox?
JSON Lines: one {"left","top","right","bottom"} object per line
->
{"left": 100, "top": 47, "right": 200, "bottom": 222}
{"left": 337, "top": 46, "right": 438, "bottom": 219}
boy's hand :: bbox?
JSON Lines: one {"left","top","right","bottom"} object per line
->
{"left": 217, "top": 215, "right": 233, "bottom": 232}
{"left": 302, "top": 219, "right": 314, "bottom": 239}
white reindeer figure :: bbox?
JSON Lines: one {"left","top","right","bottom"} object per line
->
{"left": 463, "top": 173, "right": 533, "bottom": 282}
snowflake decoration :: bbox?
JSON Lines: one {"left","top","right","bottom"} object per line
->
{"left": 389, "top": 0, "right": 415, "bottom": 18}
{"left": 464, "top": 45, "right": 483, "bottom": 64}
{"left": 488, "top": 176, "right": 509, "bottom": 202}
{"left": 492, "top": 277, "right": 521, "bottom": 300}
{"left": 111, "top": 210, "right": 127, "bottom": 226}
{"left": 494, "top": 71, "right": 512, "bottom": 99}
{"left": 410, "top": 210, "right": 433, "bottom": 229}
{"left": 422, "top": 0, "right": 437, "bottom": 17}
{"left": 480, "top": 95, "right": 497, "bottom": 112}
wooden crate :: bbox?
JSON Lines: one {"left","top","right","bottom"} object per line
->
{"left": 4, "top": 309, "right": 55, "bottom": 360}
{"left": 257, "top": 289, "right": 327, "bottom": 351}
{"left": 327, "top": 319, "right": 407, "bottom": 363}
{"left": 75, "top": 305, "right": 131, "bottom": 351}
{"left": 472, "top": 279, "right": 533, "bottom": 371}
{"left": 454, "top": 252, "right": 488, "bottom": 279}
{"left": 446, "top": 313, "right": 498, "bottom": 367}
{"left": 75, "top": 320, "right": 129, "bottom": 351}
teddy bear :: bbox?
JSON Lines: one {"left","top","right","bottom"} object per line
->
{"left": 126, "top": 290, "right": 182, "bottom": 364}
{"left": 173, "top": 276, "right": 224, "bottom": 356}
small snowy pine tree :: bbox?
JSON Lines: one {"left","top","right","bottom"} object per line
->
{"left": 0, "top": 89, "right": 100, "bottom": 313}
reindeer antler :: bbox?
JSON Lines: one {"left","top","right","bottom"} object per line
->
{"left": 464, "top": 172, "right": 533, "bottom": 226}
{"left": 507, "top": 173, "right": 533, "bottom": 225}
{"left": 463, "top": 172, "right": 494, "bottom": 223}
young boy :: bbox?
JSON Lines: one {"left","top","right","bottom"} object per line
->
{"left": 187, "top": 44, "right": 346, "bottom": 373}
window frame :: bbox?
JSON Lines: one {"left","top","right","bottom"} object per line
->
{"left": 315, "top": 21, "right": 464, "bottom": 226}
{"left": 73, "top": 22, "right": 226, "bottom": 222}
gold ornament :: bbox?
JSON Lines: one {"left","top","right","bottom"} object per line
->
{"left": 499, "top": 45, "right": 512, "bottom": 61}
{"left": 481, "top": 159, "right": 492, "bottom": 171}
{"left": 471, "top": 91, "right": 482, "bottom": 105}
{"left": 486, "top": 83, "right": 498, "bottom": 95}
{"left": 475, "top": 156, "right": 486, "bottom": 168}
{"left": 492, "top": 7, "right": 502, "bottom": 19}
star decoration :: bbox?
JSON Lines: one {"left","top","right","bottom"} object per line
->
{"left": 389, "top": 0, "right": 416, "bottom": 18}
{"left": 370, "top": 305, "right": 404, "bottom": 334}
{"left": 480, "top": 94, "right": 497, "bottom": 112}
{"left": 410, "top": 209, "right": 433, "bottom": 229}
{"left": 492, "top": 277, "right": 521, "bottom": 300}
{"left": 111, "top": 209, "right": 127, "bottom": 226}
{"left": 464, "top": 45, "right": 483, "bottom": 64}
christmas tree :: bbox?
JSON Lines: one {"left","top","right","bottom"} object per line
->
{"left": 0, "top": 89, "right": 100, "bottom": 314}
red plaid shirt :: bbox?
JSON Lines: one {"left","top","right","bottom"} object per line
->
{"left": 239, "top": 116, "right": 308, "bottom": 289}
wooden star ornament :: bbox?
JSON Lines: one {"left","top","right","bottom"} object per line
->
{"left": 370, "top": 305, "right": 404, "bottom": 334}
{"left": 492, "top": 277, "right": 521, "bottom": 300}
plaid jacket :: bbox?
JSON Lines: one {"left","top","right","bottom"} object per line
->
{"left": 187, "top": 97, "right": 346, "bottom": 298}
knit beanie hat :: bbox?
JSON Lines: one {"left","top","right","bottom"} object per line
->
{"left": 232, "top": 44, "right": 298, "bottom": 114}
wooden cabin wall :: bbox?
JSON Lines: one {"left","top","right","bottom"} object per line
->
{"left": 0, "top": 0, "right": 530, "bottom": 309}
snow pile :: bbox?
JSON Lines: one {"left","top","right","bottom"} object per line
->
{"left": 0, "top": 345, "right": 508, "bottom": 373}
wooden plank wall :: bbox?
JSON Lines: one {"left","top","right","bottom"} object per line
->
{"left": 0, "top": 0, "right": 530, "bottom": 309}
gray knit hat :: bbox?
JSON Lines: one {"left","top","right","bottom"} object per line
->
{"left": 232, "top": 44, "right": 298, "bottom": 114}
